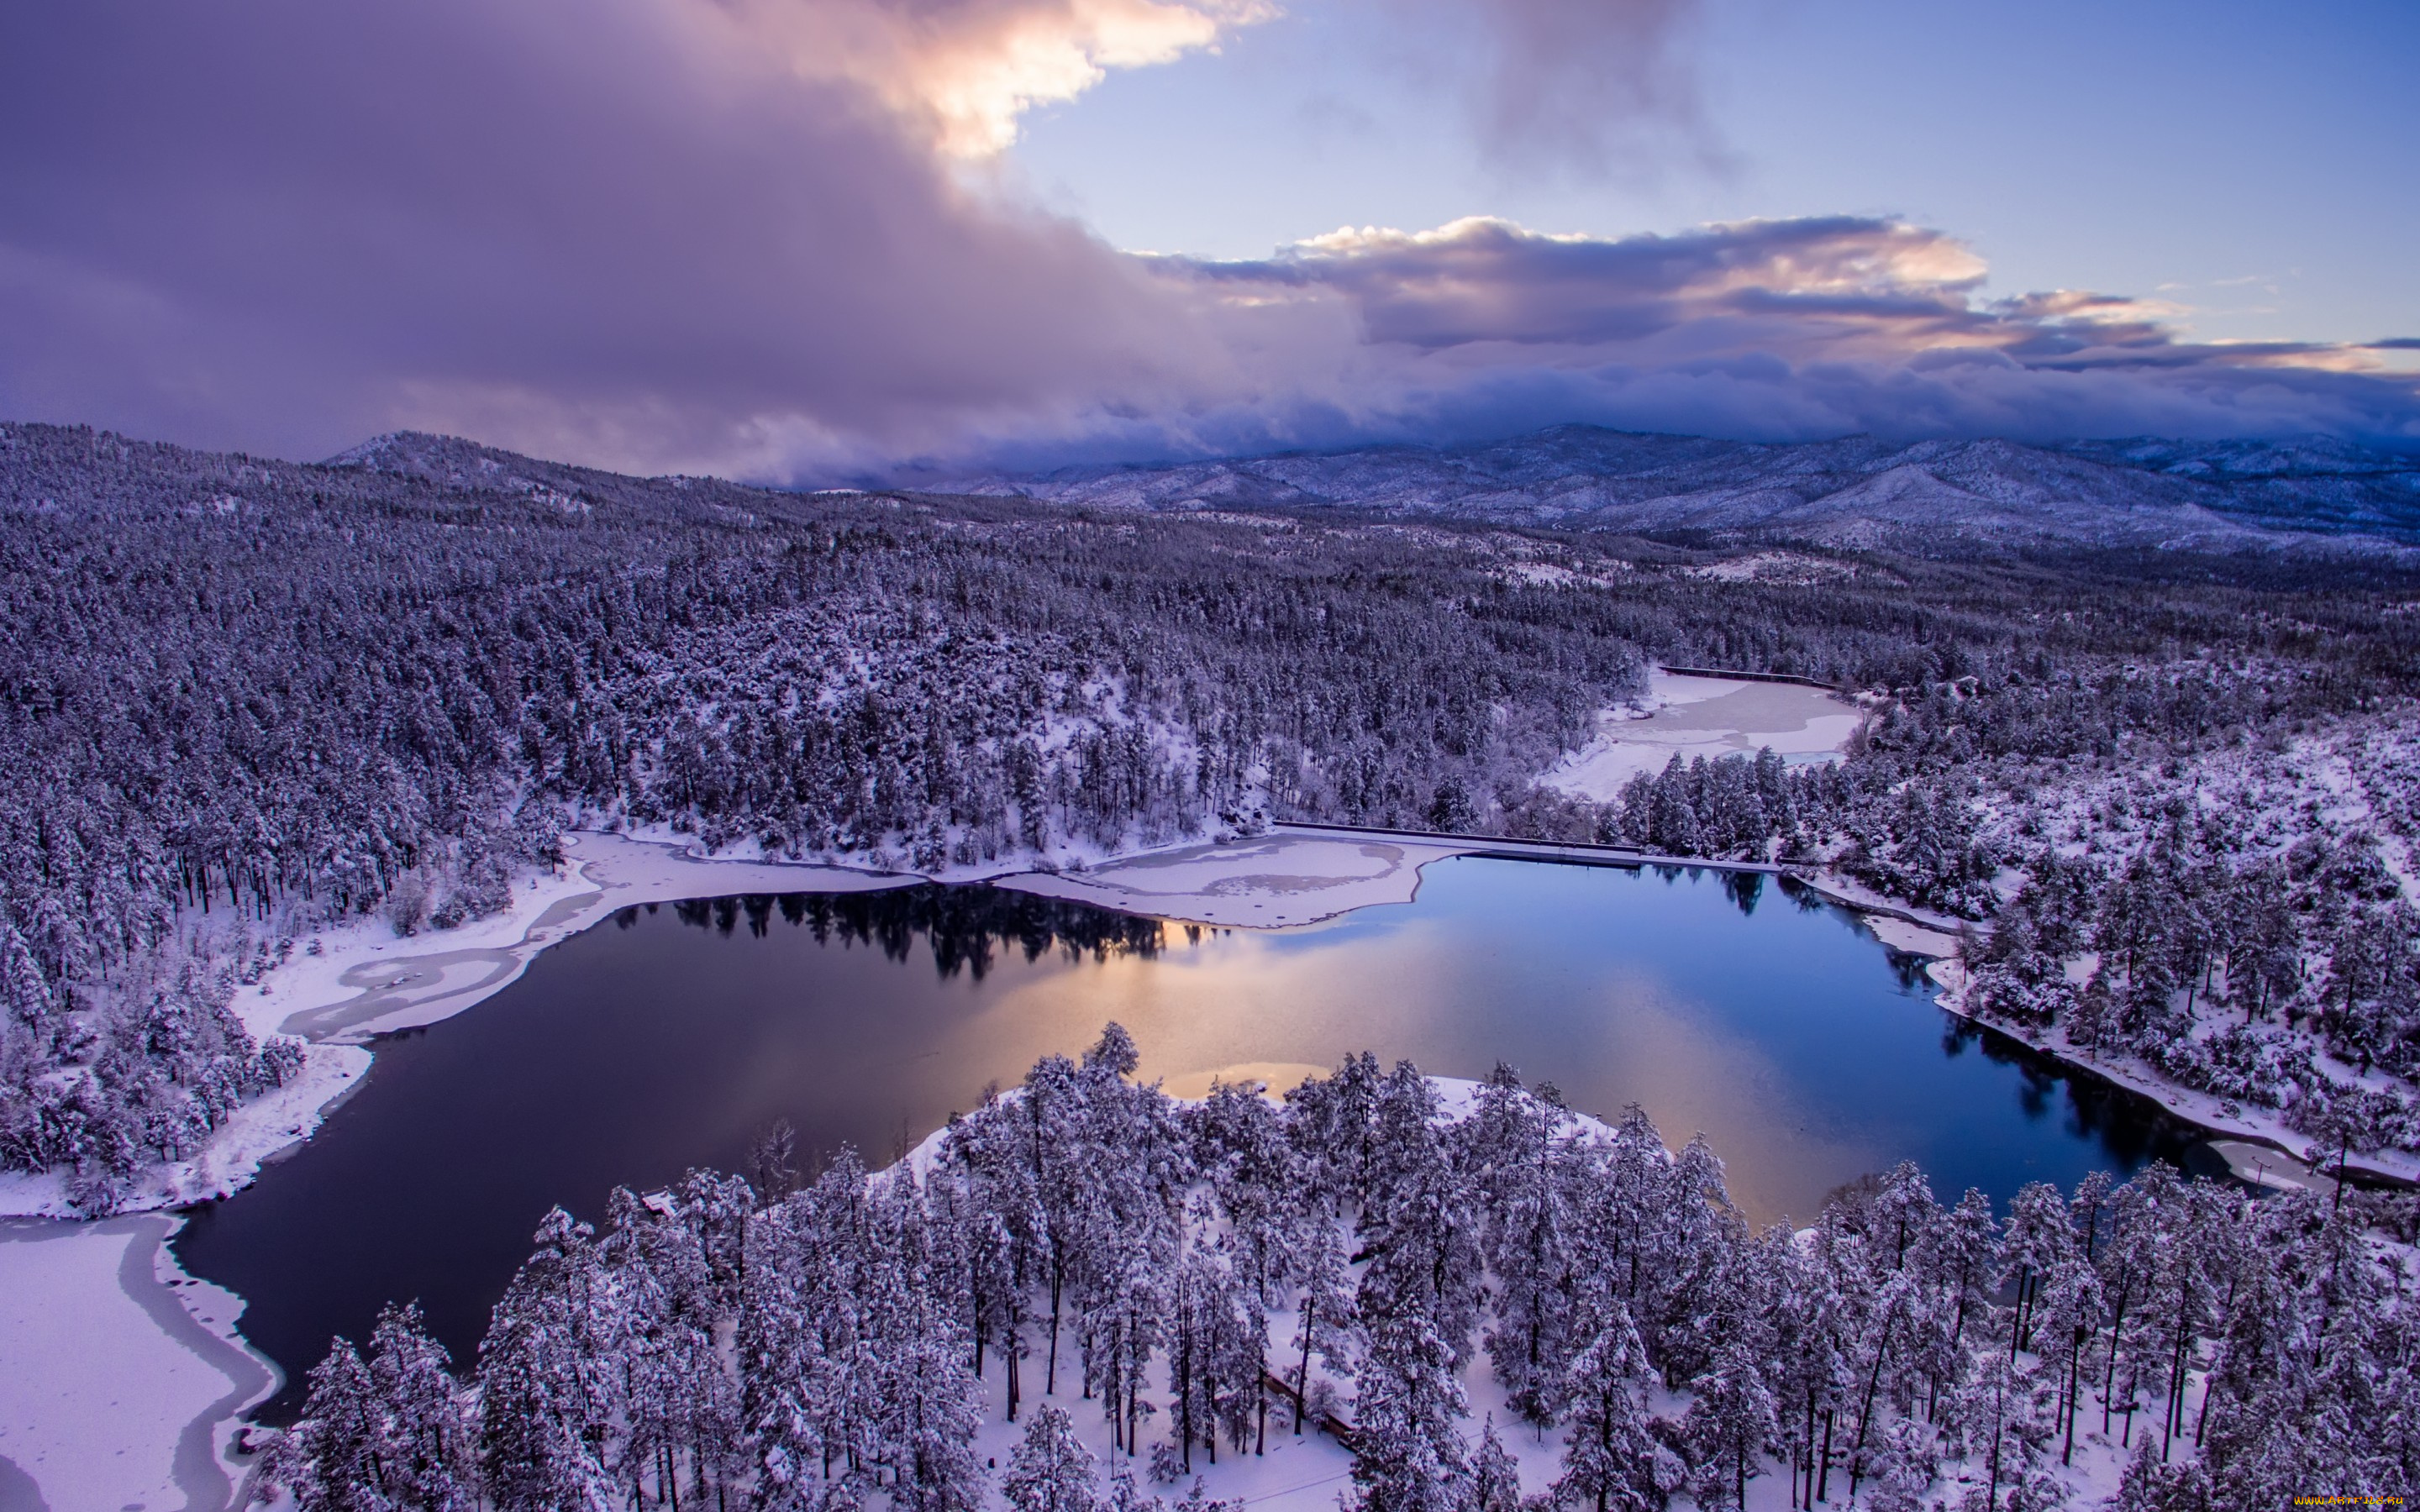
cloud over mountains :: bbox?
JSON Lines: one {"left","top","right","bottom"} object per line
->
{"left": 0, "top": 0, "right": 2412, "bottom": 481}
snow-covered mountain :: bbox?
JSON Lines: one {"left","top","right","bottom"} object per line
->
{"left": 944, "top": 427, "right": 2420, "bottom": 551}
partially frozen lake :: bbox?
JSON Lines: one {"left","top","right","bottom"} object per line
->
{"left": 1544, "top": 669, "right": 1865, "bottom": 798}
{"left": 176, "top": 855, "right": 2212, "bottom": 1419}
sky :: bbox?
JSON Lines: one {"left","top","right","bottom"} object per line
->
{"left": 1, "top": 0, "right": 2415, "bottom": 482}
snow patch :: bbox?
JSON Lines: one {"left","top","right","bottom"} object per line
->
{"left": 1543, "top": 671, "right": 1865, "bottom": 801}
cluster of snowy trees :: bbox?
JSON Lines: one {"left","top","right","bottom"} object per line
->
{"left": 8, "top": 420, "right": 2420, "bottom": 1186}
{"left": 0, "top": 916, "right": 306, "bottom": 1210}
{"left": 265, "top": 1035, "right": 2419, "bottom": 1511}
{"left": 1963, "top": 823, "right": 2420, "bottom": 1147}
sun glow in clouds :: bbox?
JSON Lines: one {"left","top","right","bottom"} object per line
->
{"left": 721, "top": 0, "right": 1277, "bottom": 155}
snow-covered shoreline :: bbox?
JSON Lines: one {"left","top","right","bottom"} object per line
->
{"left": 0, "top": 818, "right": 2352, "bottom": 1512}
{"left": 0, "top": 831, "right": 920, "bottom": 1512}
{"left": 1927, "top": 958, "right": 2420, "bottom": 1193}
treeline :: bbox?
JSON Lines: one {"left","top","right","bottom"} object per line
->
{"left": 263, "top": 1036, "right": 2417, "bottom": 1511}
{"left": 0, "top": 918, "right": 306, "bottom": 1210}
{"left": 648, "top": 885, "right": 1172, "bottom": 981}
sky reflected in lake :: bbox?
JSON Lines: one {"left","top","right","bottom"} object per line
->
{"left": 176, "top": 857, "right": 2208, "bottom": 1417}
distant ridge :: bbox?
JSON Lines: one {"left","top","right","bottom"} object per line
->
{"left": 5, "top": 417, "right": 2417, "bottom": 554}
{"left": 936, "top": 425, "right": 2420, "bottom": 552}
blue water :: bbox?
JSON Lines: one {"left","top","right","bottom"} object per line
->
{"left": 175, "top": 858, "right": 2210, "bottom": 1417}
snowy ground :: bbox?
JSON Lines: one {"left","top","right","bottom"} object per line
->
{"left": 1791, "top": 870, "right": 1975, "bottom": 951}
{"left": 997, "top": 833, "right": 1464, "bottom": 929}
{"left": 950, "top": 1348, "right": 2143, "bottom": 1512}
{"left": 0, "top": 1214, "right": 277, "bottom": 1512}
{"left": 1542, "top": 670, "right": 1867, "bottom": 801}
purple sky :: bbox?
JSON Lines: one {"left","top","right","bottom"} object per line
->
{"left": 2, "top": 0, "right": 2414, "bottom": 480}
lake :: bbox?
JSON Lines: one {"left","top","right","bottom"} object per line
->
{"left": 173, "top": 856, "right": 2215, "bottom": 1418}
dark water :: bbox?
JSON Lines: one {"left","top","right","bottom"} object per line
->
{"left": 175, "top": 858, "right": 2215, "bottom": 1418}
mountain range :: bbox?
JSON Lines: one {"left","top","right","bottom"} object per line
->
{"left": 5, "top": 420, "right": 2419, "bottom": 555}
{"left": 944, "top": 427, "right": 2420, "bottom": 553}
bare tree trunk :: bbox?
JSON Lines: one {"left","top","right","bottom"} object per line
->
{"left": 2102, "top": 1272, "right": 2134, "bottom": 1436}
{"left": 2063, "top": 1329, "right": 2083, "bottom": 1466}
{"left": 1295, "top": 1296, "right": 1315, "bottom": 1435}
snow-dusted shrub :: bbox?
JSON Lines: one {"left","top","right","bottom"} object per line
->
{"left": 2189, "top": 1022, "right": 2310, "bottom": 1108}
{"left": 2286, "top": 1077, "right": 2420, "bottom": 1153}
{"left": 1965, "top": 961, "right": 2076, "bottom": 1027}
{"left": 386, "top": 874, "right": 430, "bottom": 937}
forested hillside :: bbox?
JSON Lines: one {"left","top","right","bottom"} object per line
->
{"left": 262, "top": 1040, "right": 2420, "bottom": 1511}
{"left": 6, "top": 420, "right": 2420, "bottom": 1200}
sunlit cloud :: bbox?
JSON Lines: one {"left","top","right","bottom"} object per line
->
{"left": 717, "top": 0, "right": 1276, "bottom": 155}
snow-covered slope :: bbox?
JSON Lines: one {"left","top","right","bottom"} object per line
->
{"left": 944, "top": 427, "right": 2420, "bottom": 551}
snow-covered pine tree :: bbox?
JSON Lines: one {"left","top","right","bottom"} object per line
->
{"left": 1461, "top": 1063, "right": 1579, "bottom": 1427}
{"left": 1468, "top": 1417, "right": 1523, "bottom": 1512}
{"left": 1685, "top": 1335, "right": 1779, "bottom": 1512}
{"left": 365, "top": 1303, "right": 476, "bottom": 1510}
{"left": 1286, "top": 1205, "right": 1356, "bottom": 1437}
{"left": 1945, "top": 1351, "right": 2053, "bottom": 1512}
{"left": 861, "top": 1173, "right": 986, "bottom": 1512}
{"left": 1553, "top": 1293, "right": 1673, "bottom": 1512}
{"left": 1002, "top": 1404, "right": 1102, "bottom": 1512}
{"left": 266, "top": 1337, "right": 395, "bottom": 1512}
{"left": 1348, "top": 1306, "right": 1469, "bottom": 1512}
{"left": 476, "top": 1221, "right": 619, "bottom": 1510}
{"left": 1357, "top": 1063, "right": 1484, "bottom": 1367}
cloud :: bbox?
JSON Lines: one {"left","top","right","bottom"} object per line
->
{"left": 1367, "top": 0, "right": 1720, "bottom": 177}
{"left": 718, "top": 0, "right": 1276, "bottom": 155}
{"left": 0, "top": 0, "right": 1247, "bottom": 473}
{"left": 1202, "top": 216, "right": 1990, "bottom": 347}
{"left": 1069, "top": 217, "right": 2420, "bottom": 467}
{"left": 0, "top": 3, "right": 2414, "bottom": 483}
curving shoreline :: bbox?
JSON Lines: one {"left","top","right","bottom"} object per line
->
{"left": 1, "top": 822, "right": 2375, "bottom": 1511}
{"left": 0, "top": 832, "right": 921, "bottom": 1512}
{"left": 1922, "top": 959, "right": 2420, "bottom": 1194}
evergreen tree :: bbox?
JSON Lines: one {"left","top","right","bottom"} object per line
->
{"left": 1554, "top": 1297, "right": 1673, "bottom": 1512}
{"left": 1464, "top": 1065, "right": 1579, "bottom": 1426}
{"left": 1685, "top": 1336, "right": 1777, "bottom": 1512}
{"left": 268, "top": 1338, "right": 398, "bottom": 1512}
{"left": 366, "top": 1303, "right": 476, "bottom": 1511}
{"left": 476, "top": 1210, "right": 618, "bottom": 1512}
{"left": 1469, "top": 1418, "right": 1523, "bottom": 1512}
{"left": 1349, "top": 1310, "right": 1470, "bottom": 1512}
{"left": 1002, "top": 1405, "right": 1103, "bottom": 1512}
{"left": 1286, "top": 1211, "right": 1357, "bottom": 1436}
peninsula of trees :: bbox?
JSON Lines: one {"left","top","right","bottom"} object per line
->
{"left": 266, "top": 1035, "right": 2418, "bottom": 1511}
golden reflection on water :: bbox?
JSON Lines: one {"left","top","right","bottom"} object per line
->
{"left": 916, "top": 917, "right": 1885, "bottom": 1226}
